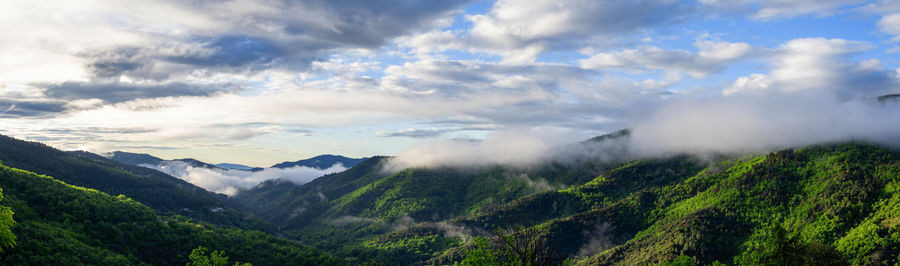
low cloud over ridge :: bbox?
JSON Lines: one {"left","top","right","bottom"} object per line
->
{"left": 388, "top": 92, "right": 900, "bottom": 171}
{"left": 141, "top": 161, "right": 346, "bottom": 196}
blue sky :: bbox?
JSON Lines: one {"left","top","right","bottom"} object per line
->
{"left": 1, "top": 0, "right": 899, "bottom": 166}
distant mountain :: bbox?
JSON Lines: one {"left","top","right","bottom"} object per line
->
{"left": 215, "top": 163, "right": 261, "bottom": 171}
{"left": 588, "top": 128, "right": 630, "bottom": 142}
{"left": 105, "top": 151, "right": 164, "bottom": 166}
{"left": 0, "top": 135, "right": 271, "bottom": 231}
{"left": 172, "top": 158, "right": 220, "bottom": 169}
{"left": 878, "top": 93, "right": 900, "bottom": 104}
{"left": 108, "top": 151, "right": 226, "bottom": 170}
{"left": 109, "top": 151, "right": 358, "bottom": 171}
{"left": 271, "top": 154, "right": 367, "bottom": 169}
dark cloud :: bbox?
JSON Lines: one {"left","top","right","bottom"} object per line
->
{"left": 42, "top": 81, "right": 233, "bottom": 103}
{"left": 74, "top": 0, "right": 473, "bottom": 81}
{"left": 291, "top": 0, "right": 472, "bottom": 46}
{"left": 82, "top": 47, "right": 146, "bottom": 79}
{"left": 168, "top": 35, "right": 294, "bottom": 69}
{"left": 0, "top": 99, "right": 67, "bottom": 118}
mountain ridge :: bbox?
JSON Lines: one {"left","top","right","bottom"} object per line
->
{"left": 0, "top": 135, "right": 271, "bottom": 231}
{"left": 271, "top": 154, "right": 367, "bottom": 169}
{"left": 0, "top": 162, "right": 344, "bottom": 265}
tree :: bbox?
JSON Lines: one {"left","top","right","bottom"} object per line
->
{"left": 187, "top": 246, "right": 251, "bottom": 266}
{"left": 460, "top": 226, "right": 571, "bottom": 266}
{"left": 0, "top": 187, "right": 15, "bottom": 253}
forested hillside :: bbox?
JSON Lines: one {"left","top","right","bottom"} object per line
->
{"left": 0, "top": 163, "right": 342, "bottom": 265}
{"left": 2, "top": 132, "right": 898, "bottom": 265}
{"left": 0, "top": 135, "right": 269, "bottom": 231}
{"left": 236, "top": 142, "right": 900, "bottom": 265}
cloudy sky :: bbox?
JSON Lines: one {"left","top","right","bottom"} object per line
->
{"left": 2, "top": 0, "right": 899, "bottom": 166}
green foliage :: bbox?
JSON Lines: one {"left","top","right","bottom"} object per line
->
{"left": 460, "top": 227, "right": 573, "bottom": 266}
{"left": 0, "top": 164, "right": 343, "bottom": 265}
{"left": 733, "top": 224, "right": 844, "bottom": 265}
{"left": 0, "top": 187, "right": 16, "bottom": 253}
{"left": 188, "top": 246, "right": 251, "bottom": 266}
{"left": 0, "top": 135, "right": 272, "bottom": 231}
{"left": 228, "top": 141, "right": 900, "bottom": 265}
{"left": 658, "top": 255, "right": 698, "bottom": 266}
{"left": 460, "top": 236, "right": 500, "bottom": 265}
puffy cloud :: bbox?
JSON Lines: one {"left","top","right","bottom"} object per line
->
{"left": 141, "top": 160, "right": 347, "bottom": 196}
{"left": 878, "top": 14, "right": 900, "bottom": 41}
{"left": 463, "top": 0, "right": 691, "bottom": 63}
{"left": 723, "top": 74, "right": 774, "bottom": 95}
{"left": 725, "top": 38, "right": 899, "bottom": 97}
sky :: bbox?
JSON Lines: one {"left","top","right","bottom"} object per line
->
{"left": 2, "top": 0, "right": 900, "bottom": 166}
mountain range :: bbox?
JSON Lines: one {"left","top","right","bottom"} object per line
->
{"left": 107, "top": 151, "right": 366, "bottom": 171}
{"left": 0, "top": 133, "right": 898, "bottom": 265}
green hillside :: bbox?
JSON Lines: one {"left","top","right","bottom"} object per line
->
{"left": 0, "top": 163, "right": 342, "bottom": 265}
{"left": 4, "top": 132, "right": 898, "bottom": 265}
{"left": 0, "top": 135, "right": 270, "bottom": 231}
{"left": 235, "top": 148, "right": 622, "bottom": 264}
{"left": 235, "top": 142, "right": 900, "bottom": 265}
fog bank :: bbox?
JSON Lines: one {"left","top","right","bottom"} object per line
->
{"left": 141, "top": 161, "right": 346, "bottom": 196}
{"left": 388, "top": 94, "right": 900, "bottom": 170}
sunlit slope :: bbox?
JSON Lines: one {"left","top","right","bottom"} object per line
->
{"left": 0, "top": 134, "right": 270, "bottom": 231}
{"left": 0, "top": 163, "right": 343, "bottom": 265}
{"left": 366, "top": 143, "right": 899, "bottom": 265}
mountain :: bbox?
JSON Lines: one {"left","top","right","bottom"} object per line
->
{"left": 109, "top": 151, "right": 361, "bottom": 171}
{"left": 0, "top": 135, "right": 270, "bottom": 231}
{"left": 271, "top": 154, "right": 367, "bottom": 169}
{"left": 878, "top": 93, "right": 900, "bottom": 103}
{"left": 217, "top": 163, "right": 263, "bottom": 171}
{"left": 105, "top": 151, "right": 164, "bottom": 166}
{"left": 235, "top": 140, "right": 900, "bottom": 265}
{"left": 6, "top": 133, "right": 900, "bottom": 265}
{"left": 0, "top": 162, "right": 343, "bottom": 265}
{"left": 234, "top": 149, "right": 620, "bottom": 264}
{"left": 108, "top": 151, "right": 230, "bottom": 170}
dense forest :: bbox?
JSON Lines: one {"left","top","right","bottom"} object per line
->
{"left": 0, "top": 134, "right": 899, "bottom": 265}
{"left": 236, "top": 142, "right": 900, "bottom": 265}
{"left": 0, "top": 162, "right": 341, "bottom": 265}
{"left": 0, "top": 135, "right": 271, "bottom": 231}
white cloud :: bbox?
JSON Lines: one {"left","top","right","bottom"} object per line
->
{"left": 579, "top": 40, "right": 753, "bottom": 77}
{"left": 700, "top": 0, "right": 864, "bottom": 20}
{"left": 463, "top": 0, "right": 689, "bottom": 63}
{"left": 878, "top": 14, "right": 900, "bottom": 41}
{"left": 141, "top": 160, "right": 347, "bottom": 196}
{"left": 724, "top": 74, "right": 774, "bottom": 95}
{"left": 752, "top": 0, "right": 863, "bottom": 20}
{"left": 725, "top": 38, "right": 898, "bottom": 96}
{"left": 628, "top": 94, "right": 900, "bottom": 156}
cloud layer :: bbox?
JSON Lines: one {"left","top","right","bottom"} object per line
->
{"left": 2, "top": 0, "right": 899, "bottom": 166}
{"left": 141, "top": 161, "right": 346, "bottom": 196}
